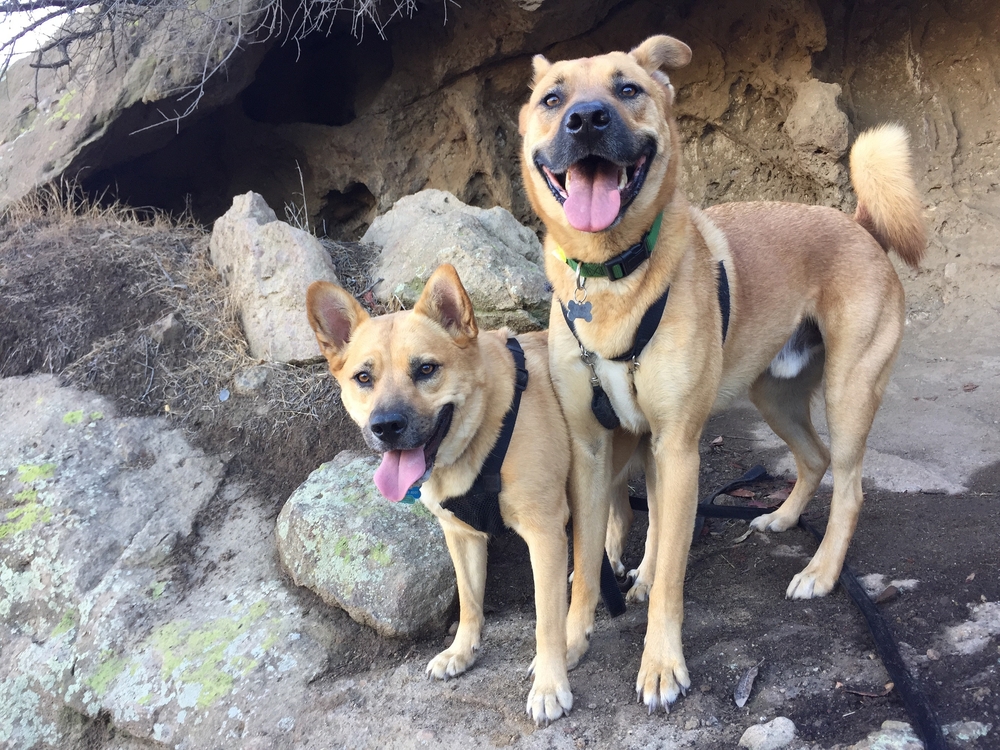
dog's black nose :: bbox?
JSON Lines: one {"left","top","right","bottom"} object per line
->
{"left": 564, "top": 101, "right": 612, "bottom": 138}
{"left": 370, "top": 411, "right": 408, "bottom": 443}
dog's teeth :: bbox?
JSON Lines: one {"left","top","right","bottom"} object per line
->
{"left": 564, "top": 170, "right": 571, "bottom": 191}
{"left": 619, "top": 169, "right": 627, "bottom": 190}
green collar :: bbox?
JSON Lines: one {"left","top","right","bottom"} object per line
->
{"left": 554, "top": 212, "right": 663, "bottom": 281}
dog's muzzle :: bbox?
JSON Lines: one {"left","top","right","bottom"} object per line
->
{"left": 533, "top": 103, "right": 655, "bottom": 233}
{"left": 366, "top": 403, "right": 453, "bottom": 455}
{"left": 368, "top": 403, "right": 455, "bottom": 502}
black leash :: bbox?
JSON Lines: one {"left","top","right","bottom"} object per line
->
{"left": 691, "top": 462, "right": 766, "bottom": 541}
{"left": 628, "top": 466, "right": 945, "bottom": 749}
{"left": 601, "top": 552, "right": 627, "bottom": 617}
{"left": 797, "top": 517, "right": 947, "bottom": 750}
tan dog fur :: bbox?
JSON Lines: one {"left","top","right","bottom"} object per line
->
{"left": 518, "top": 36, "right": 925, "bottom": 711}
{"left": 306, "top": 264, "right": 574, "bottom": 724}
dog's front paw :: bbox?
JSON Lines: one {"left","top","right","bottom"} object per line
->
{"left": 786, "top": 561, "right": 838, "bottom": 600}
{"left": 426, "top": 645, "right": 477, "bottom": 680}
{"left": 625, "top": 566, "right": 653, "bottom": 603}
{"left": 635, "top": 650, "right": 690, "bottom": 714}
{"left": 526, "top": 672, "right": 573, "bottom": 726}
{"left": 750, "top": 510, "right": 798, "bottom": 533}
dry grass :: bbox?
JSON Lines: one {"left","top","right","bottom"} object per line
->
{"left": 2, "top": 179, "right": 376, "bottom": 497}
{"left": 0, "top": 178, "right": 194, "bottom": 232}
{"left": 1, "top": 180, "right": 361, "bottom": 426}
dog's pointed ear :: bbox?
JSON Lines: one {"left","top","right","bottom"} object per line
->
{"left": 414, "top": 264, "right": 478, "bottom": 347}
{"left": 630, "top": 35, "right": 692, "bottom": 73}
{"left": 530, "top": 54, "right": 552, "bottom": 87}
{"left": 307, "top": 281, "right": 369, "bottom": 368}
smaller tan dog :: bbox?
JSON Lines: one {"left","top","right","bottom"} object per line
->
{"left": 306, "top": 264, "right": 573, "bottom": 724}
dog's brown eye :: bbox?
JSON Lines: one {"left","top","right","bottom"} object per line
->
{"left": 619, "top": 83, "right": 640, "bottom": 98}
{"left": 419, "top": 363, "right": 438, "bottom": 377}
{"left": 355, "top": 371, "right": 372, "bottom": 386}
{"left": 543, "top": 93, "right": 560, "bottom": 108}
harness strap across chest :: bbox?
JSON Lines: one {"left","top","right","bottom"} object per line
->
{"left": 560, "top": 260, "right": 731, "bottom": 430}
{"left": 440, "top": 337, "right": 528, "bottom": 537}
{"left": 562, "top": 260, "right": 730, "bottom": 361}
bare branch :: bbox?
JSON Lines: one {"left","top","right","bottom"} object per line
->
{"left": 1, "top": 4, "right": 77, "bottom": 56}
{"left": 0, "top": 0, "right": 83, "bottom": 11}
{"left": 1, "top": 0, "right": 425, "bottom": 131}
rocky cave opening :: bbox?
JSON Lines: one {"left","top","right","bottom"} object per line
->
{"left": 80, "top": 19, "right": 395, "bottom": 237}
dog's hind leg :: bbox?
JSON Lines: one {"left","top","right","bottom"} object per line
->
{"left": 627, "top": 441, "right": 657, "bottom": 602}
{"left": 606, "top": 431, "right": 643, "bottom": 577}
{"left": 427, "top": 522, "right": 488, "bottom": 679}
{"left": 606, "top": 480, "right": 633, "bottom": 577}
{"left": 749, "top": 355, "right": 830, "bottom": 534}
{"left": 786, "top": 308, "right": 904, "bottom": 600}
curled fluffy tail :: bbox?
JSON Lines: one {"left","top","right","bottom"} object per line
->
{"left": 850, "top": 124, "right": 926, "bottom": 268}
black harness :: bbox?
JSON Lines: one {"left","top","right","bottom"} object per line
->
{"left": 436, "top": 337, "right": 628, "bottom": 617}
{"left": 440, "top": 337, "right": 528, "bottom": 537}
{"left": 560, "top": 260, "right": 731, "bottom": 429}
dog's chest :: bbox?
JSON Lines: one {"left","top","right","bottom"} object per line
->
{"left": 593, "top": 359, "right": 649, "bottom": 433}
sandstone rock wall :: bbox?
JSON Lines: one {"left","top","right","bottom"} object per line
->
{"left": 2, "top": 0, "right": 997, "bottom": 336}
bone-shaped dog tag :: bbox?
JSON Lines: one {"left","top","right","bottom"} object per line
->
{"left": 566, "top": 299, "right": 593, "bottom": 323}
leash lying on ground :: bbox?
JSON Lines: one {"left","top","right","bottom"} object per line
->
{"left": 796, "top": 516, "right": 947, "bottom": 750}
{"left": 628, "top": 466, "right": 945, "bottom": 750}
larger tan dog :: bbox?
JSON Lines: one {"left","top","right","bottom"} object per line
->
{"left": 307, "top": 264, "right": 574, "bottom": 724}
{"left": 518, "top": 36, "right": 925, "bottom": 711}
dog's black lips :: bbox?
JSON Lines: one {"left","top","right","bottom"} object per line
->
{"left": 535, "top": 143, "right": 656, "bottom": 223}
{"left": 421, "top": 403, "right": 454, "bottom": 472}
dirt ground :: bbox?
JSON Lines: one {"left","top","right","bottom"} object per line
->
{"left": 1, "top": 205, "right": 997, "bottom": 749}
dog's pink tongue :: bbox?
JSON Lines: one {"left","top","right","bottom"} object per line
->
{"left": 564, "top": 160, "right": 621, "bottom": 232}
{"left": 373, "top": 448, "right": 426, "bottom": 502}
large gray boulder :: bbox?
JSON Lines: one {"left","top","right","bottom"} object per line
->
{"left": 277, "top": 451, "right": 456, "bottom": 638}
{"left": 0, "top": 375, "right": 332, "bottom": 749}
{"left": 364, "top": 190, "right": 551, "bottom": 331}
{"left": 209, "top": 192, "right": 340, "bottom": 363}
